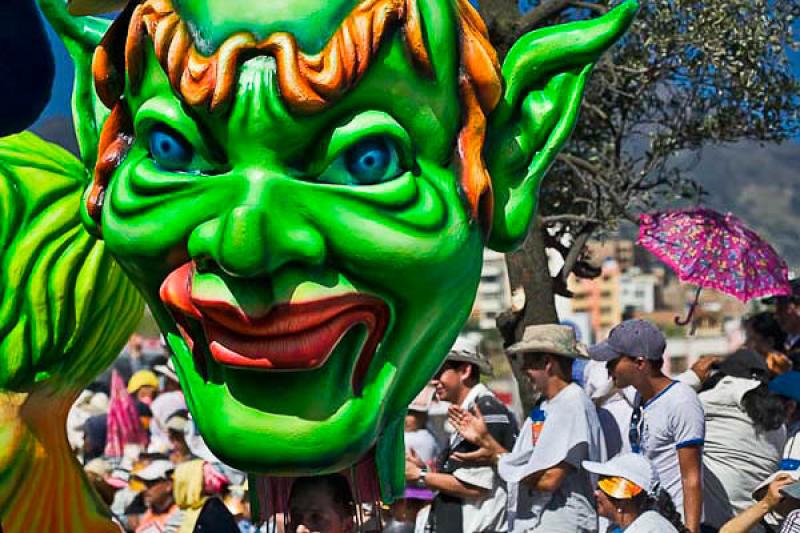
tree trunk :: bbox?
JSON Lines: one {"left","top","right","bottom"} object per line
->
{"left": 498, "top": 215, "right": 559, "bottom": 416}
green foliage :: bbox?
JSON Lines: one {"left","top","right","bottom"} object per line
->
{"left": 0, "top": 132, "right": 143, "bottom": 391}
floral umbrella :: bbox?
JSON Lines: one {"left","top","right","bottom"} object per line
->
{"left": 638, "top": 207, "right": 791, "bottom": 325}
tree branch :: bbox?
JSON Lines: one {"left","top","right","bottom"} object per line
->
{"left": 559, "top": 225, "right": 596, "bottom": 284}
{"left": 568, "top": 1, "right": 608, "bottom": 14}
{"left": 517, "top": 0, "right": 572, "bottom": 35}
{"left": 542, "top": 214, "right": 603, "bottom": 224}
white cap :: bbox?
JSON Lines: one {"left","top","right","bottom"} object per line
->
{"left": 165, "top": 415, "right": 188, "bottom": 433}
{"left": 582, "top": 453, "right": 660, "bottom": 495}
{"left": 753, "top": 470, "right": 800, "bottom": 499}
{"left": 133, "top": 459, "right": 174, "bottom": 482}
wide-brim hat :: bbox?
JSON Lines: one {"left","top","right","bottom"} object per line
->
{"left": 445, "top": 336, "right": 493, "bottom": 376}
{"left": 506, "top": 324, "right": 589, "bottom": 359}
{"left": 753, "top": 470, "right": 800, "bottom": 500}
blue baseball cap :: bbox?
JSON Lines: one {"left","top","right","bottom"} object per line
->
{"left": 769, "top": 371, "right": 800, "bottom": 403}
{"left": 589, "top": 319, "right": 666, "bottom": 362}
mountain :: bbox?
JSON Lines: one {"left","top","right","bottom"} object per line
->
{"left": 687, "top": 141, "right": 800, "bottom": 272}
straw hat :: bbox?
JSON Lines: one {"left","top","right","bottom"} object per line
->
{"left": 506, "top": 324, "right": 588, "bottom": 359}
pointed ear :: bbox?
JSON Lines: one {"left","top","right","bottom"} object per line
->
{"left": 485, "top": 1, "right": 637, "bottom": 251}
{"left": 37, "top": 0, "right": 112, "bottom": 170}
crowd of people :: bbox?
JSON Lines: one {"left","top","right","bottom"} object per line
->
{"left": 390, "top": 279, "right": 800, "bottom": 533}
{"left": 68, "top": 339, "right": 258, "bottom": 533}
{"left": 66, "top": 280, "right": 800, "bottom": 532}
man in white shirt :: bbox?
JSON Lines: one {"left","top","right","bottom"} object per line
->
{"left": 589, "top": 319, "right": 705, "bottom": 533}
{"left": 406, "top": 337, "right": 517, "bottom": 533}
{"left": 449, "top": 325, "right": 606, "bottom": 532}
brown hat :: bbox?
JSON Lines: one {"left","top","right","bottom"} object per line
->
{"left": 506, "top": 324, "right": 589, "bottom": 359}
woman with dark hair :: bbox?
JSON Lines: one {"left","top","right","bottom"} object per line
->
{"left": 689, "top": 349, "right": 788, "bottom": 530}
{"left": 583, "top": 453, "right": 687, "bottom": 532}
{"left": 744, "top": 312, "right": 792, "bottom": 375}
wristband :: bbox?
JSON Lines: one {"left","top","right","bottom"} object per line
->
{"left": 416, "top": 467, "right": 428, "bottom": 488}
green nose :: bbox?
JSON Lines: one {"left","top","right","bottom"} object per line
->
{"left": 187, "top": 204, "right": 327, "bottom": 278}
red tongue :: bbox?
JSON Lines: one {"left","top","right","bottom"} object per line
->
{"left": 159, "top": 262, "right": 201, "bottom": 319}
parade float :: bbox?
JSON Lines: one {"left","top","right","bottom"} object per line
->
{"left": 0, "top": 0, "right": 636, "bottom": 528}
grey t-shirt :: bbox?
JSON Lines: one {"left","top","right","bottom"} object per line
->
{"left": 499, "top": 383, "right": 606, "bottom": 532}
{"left": 701, "top": 376, "right": 785, "bottom": 529}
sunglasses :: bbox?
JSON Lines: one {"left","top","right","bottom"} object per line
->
{"left": 432, "top": 361, "right": 461, "bottom": 379}
{"left": 598, "top": 476, "right": 644, "bottom": 499}
{"left": 517, "top": 352, "right": 549, "bottom": 371}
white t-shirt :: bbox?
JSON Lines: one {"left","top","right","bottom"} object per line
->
{"left": 583, "top": 361, "right": 636, "bottom": 458}
{"left": 633, "top": 381, "right": 705, "bottom": 520}
{"left": 499, "top": 383, "right": 606, "bottom": 532}
{"left": 623, "top": 510, "right": 679, "bottom": 532}
{"left": 700, "top": 376, "right": 786, "bottom": 528}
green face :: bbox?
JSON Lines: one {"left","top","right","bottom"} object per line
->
{"left": 99, "top": 7, "right": 484, "bottom": 474}
{"left": 68, "top": 0, "right": 636, "bottom": 486}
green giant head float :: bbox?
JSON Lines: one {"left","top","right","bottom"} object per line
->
{"left": 43, "top": 0, "right": 636, "bottom": 497}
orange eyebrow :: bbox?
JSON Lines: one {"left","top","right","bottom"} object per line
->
{"left": 90, "top": 0, "right": 501, "bottom": 226}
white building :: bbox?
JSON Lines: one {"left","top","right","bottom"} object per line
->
{"left": 474, "top": 249, "right": 512, "bottom": 330}
{"left": 619, "top": 268, "right": 658, "bottom": 314}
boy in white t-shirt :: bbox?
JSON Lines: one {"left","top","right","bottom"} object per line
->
{"left": 589, "top": 319, "right": 705, "bottom": 533}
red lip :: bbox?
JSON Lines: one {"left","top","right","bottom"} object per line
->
{"left": 159, "top": 262, "right": 390, "bottom": 393}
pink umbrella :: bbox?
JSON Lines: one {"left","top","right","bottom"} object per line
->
{"left": 105, "top": 370, "right": 148, "bottom": 457}
{"left": 638, "top": 207, "right": 791, "bottom": 325}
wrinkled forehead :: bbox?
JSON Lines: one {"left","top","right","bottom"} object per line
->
{"left": 174, "top": 0, "right": 362, "bottom": 54}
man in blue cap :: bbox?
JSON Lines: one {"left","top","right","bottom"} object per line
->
{"left": 589, "top": 319, "right": 705, "bottom": 533}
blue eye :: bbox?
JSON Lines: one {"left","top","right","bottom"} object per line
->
{"left": 148, "top": 127, "right": 193, "bottom": 171}
{"left": 343, "top": 137, "right": 400, "bottom": 185}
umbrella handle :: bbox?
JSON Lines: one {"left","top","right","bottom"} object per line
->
{"left": 675, "top": 286, "right": 703, "bottom": 327}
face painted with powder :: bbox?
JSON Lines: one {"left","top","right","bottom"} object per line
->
{"left": 70, "top": 0, "right": 637, "bottom": 495}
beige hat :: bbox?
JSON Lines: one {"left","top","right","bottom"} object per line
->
{"left": 445, "top": 336, "right": 493, "bottom": 376}
{"left": 506, "top": 324, "right": 589, "bottom": 359}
